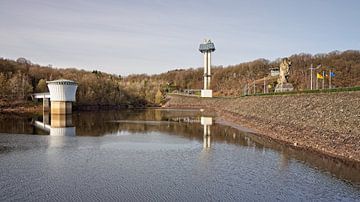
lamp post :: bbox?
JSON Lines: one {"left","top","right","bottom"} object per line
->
{"left": 329, "top": 70, "right": 332, "bottom": 89}
{"left": 310, "top": 64, "right": 314, "bottom": 90}
{"left": 310, "top": 64, "right": 321, "bottom": 90}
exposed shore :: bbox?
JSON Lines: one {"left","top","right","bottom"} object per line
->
{"left": 0, "top": 100, "right": 147, "bottom": 114}
{"left": 0, "top": 99, "right": 42, "bottom": 114}
{"left": 164, "top": 92, "right": 360, "bottom": 163}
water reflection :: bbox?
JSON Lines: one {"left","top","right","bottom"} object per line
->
{"left": 201, "top": 117, "right": 213, "bottom": 149}
{"left": 279, "top": 151, "right": 290, "bottom": 171}
{"left": 0, "top": 109, "right": 360, "bottom": 184}
{"left": 33, "top": 112, "right": 76, "bottom": 136}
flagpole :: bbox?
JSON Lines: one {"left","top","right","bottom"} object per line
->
{"left": 310, "top": 64, "right": 313, "bottom": 90}
{"left": 263, "top": 77, "right": 266, "bottom": 94}
{"left": 322, "top": 71, "right": 325, "bottom": 89}
{"left": 253, "top": 80, "right": 256, "bottom": 94}
{"left": 329, "top": 70, "right": 332, "bottom": 89}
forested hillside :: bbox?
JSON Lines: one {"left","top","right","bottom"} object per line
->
{"left": 0, "top": 58, "right": 164, "bottom": 107}
{"left": 150, "top": 50, "right": 360, "bottom": 96}
{"left": 0, "top": 50, "right": 359, "bottom": 107}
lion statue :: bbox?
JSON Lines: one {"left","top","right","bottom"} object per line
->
{"left": 277, "top": 58, "right": 291, "bottom": 84}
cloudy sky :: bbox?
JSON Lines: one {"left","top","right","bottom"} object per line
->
{"left": 0, "top": 0, "right": 359, "bottom": 75}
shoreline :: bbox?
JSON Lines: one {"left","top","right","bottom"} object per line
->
{"left": 164, "top": 93, "right": 360, "bottom": 164}
{"left": 2, "top": 96, "right": 359, "bottom": 165}
{"left": 215, "top": 111, "right": 360, "bottom": 166}
{"left": 0, "top": 105, "right": 42, "bottom": 115}
{"left": 0, "top": 103, "right": 153, "bottom": 114}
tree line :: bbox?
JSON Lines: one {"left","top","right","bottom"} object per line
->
{"left": 150, "top": 50, "right": 360, "bottom": 96}
{"left": 0, "top": 50, "right": 359, "bottom": 107}
{"left": 0, "top": 58, "right": 163, "bottom": 107}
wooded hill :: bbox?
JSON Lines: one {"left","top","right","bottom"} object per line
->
{"left": 0, "top": 50, "right": 359, "bottom": 107}
{"left": 151, "top": 50, "right": 360, "bottom": 96}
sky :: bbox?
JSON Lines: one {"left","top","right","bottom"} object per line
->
{"left": 0, "top": 0, "right": 359, "bottom": 75}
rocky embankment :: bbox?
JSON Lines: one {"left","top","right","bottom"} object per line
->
{"left": 165, "top": 92, "right": 360, "bottom": 163}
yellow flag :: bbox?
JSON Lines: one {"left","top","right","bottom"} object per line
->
{"left": 317, "top": 73, "right": 324, "bottom": 79}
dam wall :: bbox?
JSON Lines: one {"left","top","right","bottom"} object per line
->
{"left": 166, "top": 91, "right": 360, "bottom": 162}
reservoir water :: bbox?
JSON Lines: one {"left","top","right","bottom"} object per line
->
{"left": 0, "top": 109, "right": 359, "bottom": 201}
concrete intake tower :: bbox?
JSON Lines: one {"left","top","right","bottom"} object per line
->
{"left": 46, "top": 79, "right": 78, "bottom": 114}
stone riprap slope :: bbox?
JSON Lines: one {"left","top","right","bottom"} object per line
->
{"left": 165, "top": 92, "right": 360, "bottom": 162}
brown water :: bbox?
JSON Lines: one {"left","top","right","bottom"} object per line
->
{"left": 0, "top": 109, "right": 359, "bottom": 201}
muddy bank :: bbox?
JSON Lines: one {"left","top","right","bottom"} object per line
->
{"left": 0, "top": 100, "right": 149, "bottom": 114}
{"left": 0, "top": 99, "right": 42, "bottom": 114}
{"left": 165, "top": 92, "right": 360, "bottom": 163}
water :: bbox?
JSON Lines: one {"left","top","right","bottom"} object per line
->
{"left": 0, "top": 109, "right": 359, "bottom": 201}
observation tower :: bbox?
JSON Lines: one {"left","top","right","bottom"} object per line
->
{"left": 199, "top": 39, "right": 215, "bottom": 97}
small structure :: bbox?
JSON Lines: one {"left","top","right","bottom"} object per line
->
{"left": 32, "top": 92, "right": 51, "bottom": 111}
{"left": 46, "top": 79, "right": 78, "bottom": 114}
{"left": 274, "top": 58, "right": 294, "bottom": 92}
{"left": 199, "top": 39, "right": 215, "bottom": 97}
{"left": 270, "top": 68, "right": 280, "bottom": 77}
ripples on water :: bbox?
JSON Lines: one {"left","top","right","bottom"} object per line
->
{"left": 0, "top": 109, "right": 359, "bottom": 201}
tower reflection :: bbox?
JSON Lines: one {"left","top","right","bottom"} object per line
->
{"left": 33, "top": 112, "right": 76, "bottom": 136}
{"left": 201, "top": 117, "right": 213, "bottom": 148}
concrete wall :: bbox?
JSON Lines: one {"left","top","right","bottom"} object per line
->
{"left": 51, "top": 101, "right": 72, "bottom": 115}
{"left": 47, "top": 84, "right": 77, "bottom": 102}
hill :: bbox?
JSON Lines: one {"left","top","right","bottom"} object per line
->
{"left": 150, "top": 50, "right": 360, "bottom": 96}
{"left": 0, "top": 50, "right": 360, "bottom": 109}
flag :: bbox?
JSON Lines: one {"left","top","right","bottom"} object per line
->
{"left": 317, "top": 73, "right": 324, "bottom": 79}
{"left": 330, "top": 72, "right": 335, "bottom": 77}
